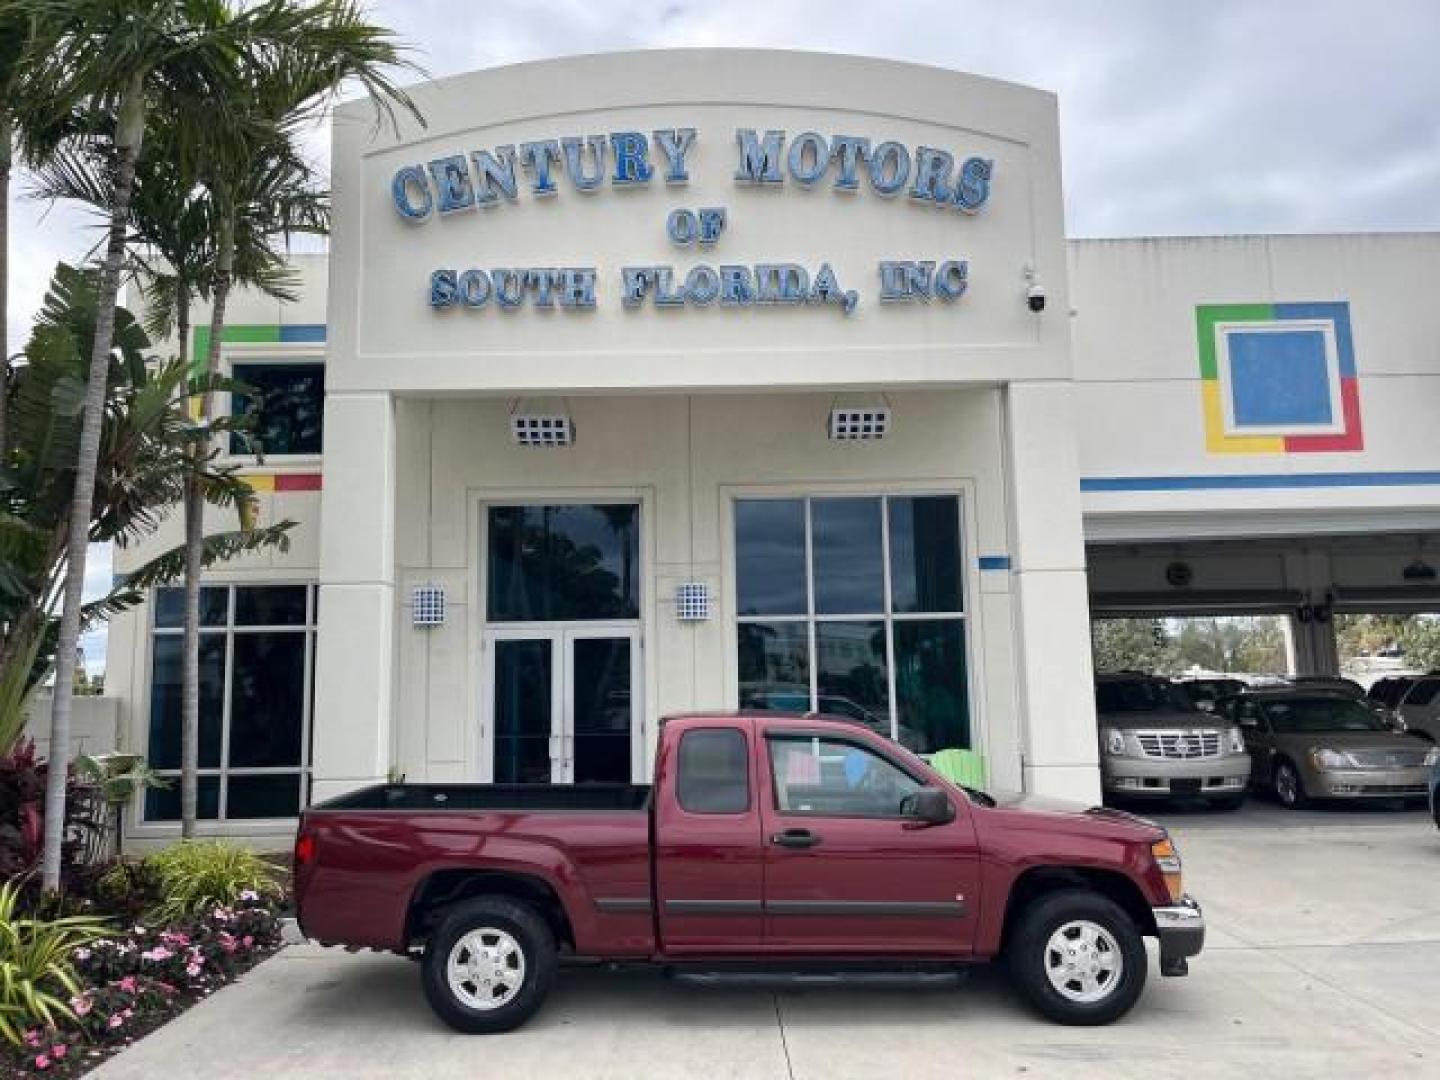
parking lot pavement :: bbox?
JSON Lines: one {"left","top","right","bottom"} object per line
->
{"left": 92, "top": 810, "right": 1440, "bottom": 1080}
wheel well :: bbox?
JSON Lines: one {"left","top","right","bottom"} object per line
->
{"left": 407, "top": 870, "right": 575, "bottom": 952}
{"left": 999, "top": 867, "right": 1157, "bottom": 951}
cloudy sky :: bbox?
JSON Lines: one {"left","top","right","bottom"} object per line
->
{"left": 14, "top": 0, "right": 1439, "bottom": 672}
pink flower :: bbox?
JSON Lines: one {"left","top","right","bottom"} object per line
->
{"left": 241, "top": 935, "right": 254, "bottom": 948}
{"left": 186, "top": 962, "right": 202, "bottom": 977}
{"left": 107, "top": 1014, "right": 125, "bottom": 1030}
{"left": 51, "top": 1045, "right": 67, "bottom": 1060}
{"left": 33, "top": 1053, "right": 50, "bottom": 1070}
{"left": 161, "top": 931, "right": 190, "bottom": 946}
{"left": 122, "top": 1009, "right": 133, "bottom": 1020}
{"left": 217, "top": 932, "right": 237, "bottom": 954}
{"left": 72, "top": 946, "right": 91, "bottom": 961}
{"left": 141, "top": 945, "right": 173, "bottom": 962}
{"left": 117, "top": 976, "right": 138, "bottom": 994}
{"left": 23, "top": 1030, "right": 42, "bottom": 1048}
{"left": 70, "top": 996, "right": 92, "bottom": 1017}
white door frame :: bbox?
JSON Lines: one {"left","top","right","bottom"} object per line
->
{"left": 480, "top": 623, "right": 643, "bottom": 783}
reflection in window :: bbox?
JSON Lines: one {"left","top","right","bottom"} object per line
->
{"left": 487, "top": 504, "right": 640, "bottom": 622}
{"left": 768, "top": 736, "right": 921, "bottom": 817}
{"left": 734, "top": 495, "right": 970, "bottom": 754}
{"left": 230, "top": 363, "right": 324, "bottom": 456}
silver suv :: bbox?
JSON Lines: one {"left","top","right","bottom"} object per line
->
{"left": 1096, "top": 673, "right": 1251, "bottom": 809}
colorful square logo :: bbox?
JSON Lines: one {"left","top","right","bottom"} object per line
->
{"left": 1196, "top": 302, "right": 1362, "bottom": 454}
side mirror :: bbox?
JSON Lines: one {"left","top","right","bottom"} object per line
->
{"left": 903, "top": 786, "right": 955, "bottom": 826}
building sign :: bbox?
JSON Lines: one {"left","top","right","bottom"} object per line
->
{"left": 391, "top": 128, "right": 993, "bottom": 316}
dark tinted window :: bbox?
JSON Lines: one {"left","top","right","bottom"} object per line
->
{"left": 154, "top": 586, "right": 228, "bottom": 628}
{"left": 228, "top": 633, "right": 306, "bottom": 767}
{"left": 235, "top": 585, "right": 308, "bottom": 626}
{"left": 677, "top": 729, "right": 750, "bottom": 814}
{"left": 1262, "top": 696, "right": 1385, "bottom": 733}
{"left": 148, "top": 635, "right": 224, "bottom": 768}
{"left": 735, "top": 500, "right": 806, "bottom": 616}
{"left": 888, "top": 496, "right": 962, "bottom": 613}
{"left": 487, "top": 504, "right": 640, "bottom": 621}
{"left": 811, "top": 498, "right": 884, "bottom": 614}
{"left": 1095, "top": 679, "right": 1197, "bottom": 714}
{"left": 1403, "top": 679, "right": 1440, "bottom": 707}
{"left": 230, "top": 362, "right": 325, "bottom": 455}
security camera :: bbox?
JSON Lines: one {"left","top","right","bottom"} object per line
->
{"left": 1026, "top": 282, "right": 1046, "bottom": 313}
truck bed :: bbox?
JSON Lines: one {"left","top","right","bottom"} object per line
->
{"left": 317, "top": 782, "right": 652, "bottom": 813}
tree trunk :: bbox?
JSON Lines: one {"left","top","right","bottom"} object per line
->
{"left": 0, "top": 111, "right": 12, "bottom": 458}
{"left": 180, "top": 220, "right": 232, "bottom": 837}
{"left": 41, "top": 75, "right": 146, "bottom": 892}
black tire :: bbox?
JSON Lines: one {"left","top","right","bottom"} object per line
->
{"left": 421, "top": 896, "right": 557, "bottom": 1034}
{"left": 1273, "top": 759, "right": 1309, "bottom": 809}
{"left": 1209, "top": 796, "right": 1246, "bottom": 812}
{"left": 1006, "top": 888, "right": 1148, "bottom": 1025}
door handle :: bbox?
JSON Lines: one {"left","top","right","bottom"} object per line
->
{"left": 771, "top": 828, "right": 821, "bottom": 850}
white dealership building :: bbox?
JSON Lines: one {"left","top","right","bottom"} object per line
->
{"left": 94, "top": 51, "right": 1440, "bottom": 842}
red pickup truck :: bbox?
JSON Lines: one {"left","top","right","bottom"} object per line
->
{"left": 293, "top": 713, "right": 1204, "bottom": 1032}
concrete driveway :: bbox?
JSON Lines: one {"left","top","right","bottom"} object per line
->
{"left": 93, "top": 806, "right": 1440, "bottom": 1080}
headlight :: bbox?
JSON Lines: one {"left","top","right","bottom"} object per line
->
{"left": 1424, "top": 745, "right": 1440, "bottom": 768}
{"left": 1311, "top": 748, "right": 1349, "bottom": 770}
{"left": 1227, "top": 727, "right": 1246, "bottom": 753}
{"left": 1103, "top": 727, "right": 1126, "bottom": 756}
{"left": 1151, "top": 837, "right": 1183, "bottom": 902}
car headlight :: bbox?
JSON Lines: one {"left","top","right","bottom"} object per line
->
{"left": 1151, "top": 837, "right": 1183, "bottom": 902}
{"left": 1227, "top": 727, "right": 1246, "bottom": 753}
{"left": 1103, "top": 727, "right": 1126, "bottom": 756}
{"left": 1311, "top": 748, "right": 1350, "bottom": 770}
{"left": 1424, "top": 745, "right": 1440, "bottom": 768}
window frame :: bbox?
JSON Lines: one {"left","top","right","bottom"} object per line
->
{"left": 764, "top": 731, "right": 927, "bottom": 821}
{"left": 142, "top": 582, "right": 317, "bottom": 825}
{"left": 220, "top": 345, "right": 327, "bottom": 465}
{"left": 728, "top": 490, "right": 975, "bottom": 753}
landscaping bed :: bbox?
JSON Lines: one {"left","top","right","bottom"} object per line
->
{"left": 1, "top": 847, "right": 290, "bottom": 1079}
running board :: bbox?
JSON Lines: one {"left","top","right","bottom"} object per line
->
{"left": 669, "top": 968, "right": 968, "bottom": 990}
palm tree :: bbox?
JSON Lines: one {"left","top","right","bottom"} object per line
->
{"left": 13, "top": 0, "right": 315, "bottom": 891}
{"left": 171, "top": 1, "right": 419, "bottom": 836}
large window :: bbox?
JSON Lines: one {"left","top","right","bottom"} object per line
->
{"left": 487, "top": 503, "right": 640, "bottom": 622}
{"left": 230, "top": 362, "right": 325, "bottom": 456}
{"left": 735, "top": 495, "right": 970, "bottom": 754}
{"left": 146, "top": 584, "right": 315, "bottom": 822}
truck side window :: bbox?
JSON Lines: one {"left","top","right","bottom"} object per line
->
{"left": 767, "top": 736, "right": 921, "bottom": 818}
{"left": 677, "top": 728, "right": 750, "bottom": 814}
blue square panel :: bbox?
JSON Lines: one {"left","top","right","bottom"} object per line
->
{"left": 1228, "top": 329, "right": 1332, "bottom": 427}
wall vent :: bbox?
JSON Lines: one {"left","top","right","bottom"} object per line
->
{"left": 828, "top": 407, "right": 890, "bottom": 441}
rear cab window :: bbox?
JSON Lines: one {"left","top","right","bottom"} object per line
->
{"left": 676, "top": 728, "right": 751, "bottom": 814}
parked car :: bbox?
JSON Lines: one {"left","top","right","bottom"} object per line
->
{"left": 1395, "top": 675, "right": 1440, "bottom": 742}
{"left": 1432, "top": 750, "right": 1440, "bottom": 831}
{"left": 1289, "top": 675, "right": 1405, "bottom": 730}
{"left": 1094, "top": 673, "right": 1250, "bottom": 808}
{"left": 1218, "top": 688, "right": 1440, "bottom": 808}
{"left": 1180, "top": 677, "right": 1247, "bottom": 713}
{"left": 294, "top": 712, "right": 1205, "bottom": 1031}
{"left": 1368, "top": 676, "right": 1416, "bottom": 711}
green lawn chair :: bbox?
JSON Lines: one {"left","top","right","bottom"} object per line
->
{"left": 928, "top": 748, "right": 987, "bottom": 791}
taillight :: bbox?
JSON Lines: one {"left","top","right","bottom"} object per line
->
{"left": 294, "top": 830, "right": 316, "bottom": 867}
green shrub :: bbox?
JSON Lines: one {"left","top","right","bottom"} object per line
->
{"left": 142, "top": 842, "right": 283, "bottom": 923}
{"left": 0, "top": 879, "right": 109, "bottom": 1045}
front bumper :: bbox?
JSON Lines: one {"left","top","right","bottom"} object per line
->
{"left": 1306, "top": 765, "right": 1431, "bottom": 799}
{"left": 1104, "top": 754, "right": 1250, "bottom": 797}
{"left": 1153, "top": 896, "right": 1205, "bottom": 976}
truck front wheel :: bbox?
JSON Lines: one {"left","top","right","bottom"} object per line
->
{"left": 421, "top": 896, "right": 557, "bottom": 1033}
{"left": 1007, "top": 889, "right": 1147, "bottom": 1025}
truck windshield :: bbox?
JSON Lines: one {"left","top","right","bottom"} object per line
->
{"left": 1095, "top": 680, "right": 1196, "bottom": 714}
{"left": 1262, "top": 697, "right": 1385, "bottom": 733}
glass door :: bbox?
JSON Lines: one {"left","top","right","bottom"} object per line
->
{"left": 482, "top": 626, "right": 641, "bottom": 784}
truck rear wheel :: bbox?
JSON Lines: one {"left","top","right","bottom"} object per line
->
{"left": 421, "top": 896, "right": 557, "bottom": 1033}
{"left": 1007, "top": 888, "right": 1147, "bottom": 1025}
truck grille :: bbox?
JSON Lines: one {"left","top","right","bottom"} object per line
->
{"left": 1345, "top": 749, "right": 1429, "bottom": 770}
{"left": 1134, "top": 730, "right": 1223, "bottom": 759}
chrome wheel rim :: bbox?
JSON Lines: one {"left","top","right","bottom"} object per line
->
{"left": 446, "top": 927, "right": 526, "bottom": 1010}
{"left": 1044, "top": 920, "right": 1123, "bottom": 1004}
{"left": 1276, "top": 765, "right": 1298, "bottom": 805}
